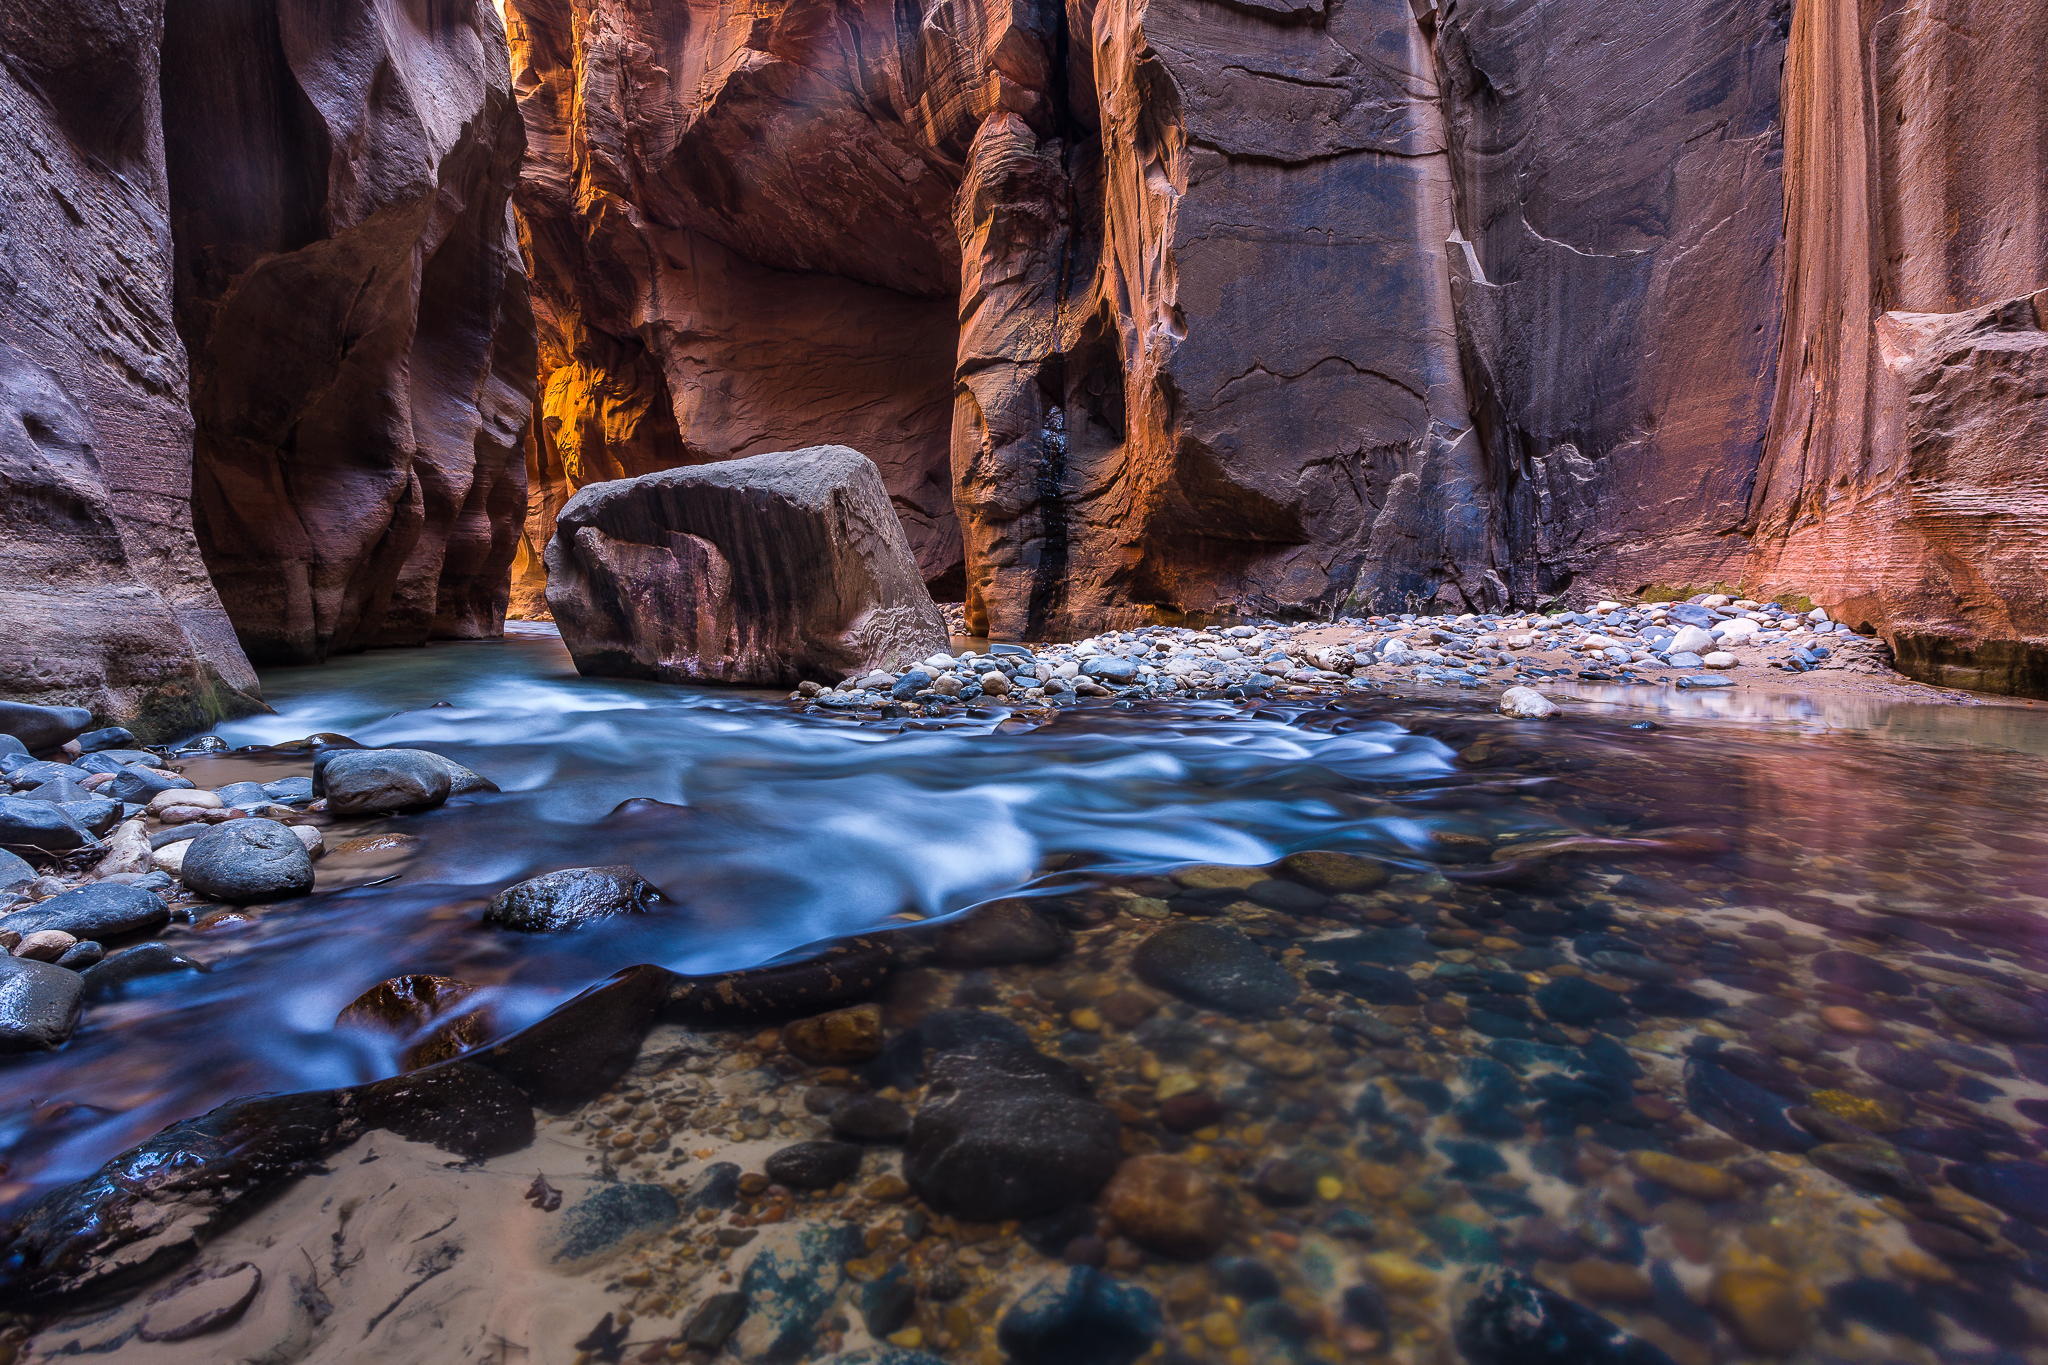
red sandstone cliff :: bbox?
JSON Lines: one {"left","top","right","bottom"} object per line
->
{"left": 505, "top": 0, "right": 2048, "bottom": 694}
{"left": 165, "top": 0, "right": 535, "bottom": 665}
{"left": 0, "top": 0, "right": 532, "bottom": 732}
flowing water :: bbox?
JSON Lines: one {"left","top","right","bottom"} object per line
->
{"left": 12, "top": 627, "right": 2048, "bottom": 1362}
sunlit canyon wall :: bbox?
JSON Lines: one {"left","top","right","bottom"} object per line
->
{"left": 506, "top": 0, "right": 2048, "bottom": 691}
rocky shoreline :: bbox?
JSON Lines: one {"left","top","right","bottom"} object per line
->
{"left": 791, "top": 595, "right": 1945, "bottom": 720}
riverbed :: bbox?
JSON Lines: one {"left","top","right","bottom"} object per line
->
{"left": 10, "top": 628, "right": 2048, "bottom": 1363}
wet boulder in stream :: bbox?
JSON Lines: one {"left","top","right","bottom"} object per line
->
{"left": 545, "top": 445, "right": 947, "bottom": 687}
{"left": 2, "top": 883, "right": 167, "bottom": 941}
{"left": 0, "top": 954, "right": 83, "bottom": 1051}
{"left": 902, "top": 1011, "right": 1121, "bottom": 1221}
{"left": 0, "top": 703, "right": 91, "bottom": 754}
{"left": 483, "top": 865, "right": 655, "bottom": 932}
{"left": 314, "top": 748, "right": 495, "bottom": 817}
{"left": 178, "top": 819, "right": 314, "bottom": 904}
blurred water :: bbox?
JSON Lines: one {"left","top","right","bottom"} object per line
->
{"left": 0, "top": 628, "right": 1469, "bottom": 1195}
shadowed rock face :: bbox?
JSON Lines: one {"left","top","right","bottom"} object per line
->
{"left": 165, "top": 0, "right": 536, "bottom": 665}
{"left": 0, "top": 0, "right": 534, "bottom": 729}
{"left": 508, "top": 0, "right": 2048, "bottom": 695}
{"left": 546, "top": 446, "right": 948, "bottom": 685}
{"left": 0, "top": 0, "right": 260, "bottom": 735}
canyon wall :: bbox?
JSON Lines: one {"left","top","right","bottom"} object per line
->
{"left": 164, "top": 0, "right": 535, "bottom": 665}
{"left": 0, "top": 0, "right": 531, "bottom": 734}
{"left": 0, "top": 0, "right": 260, "bottom": 734}
{"left": 1745, "top": 0, "right": 2048, "bottom": 693}
{"left": 508, "top": 0, "right": 2048, "bottom": 694}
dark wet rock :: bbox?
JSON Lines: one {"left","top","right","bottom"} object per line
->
{"left": 830, "top": 1094, "right": 910, "bottom": 1143}
{"left": 473, "top": 964, "right": 672, "bottom": 1109}
{"left": 19, "top": 774, "right": 92, "bottom": 804}
{"left": 932, "top": 899, "right": 1071, "bottom": 966}
{"left": 261, "top": 777, "right": 316, "bottom": 805}
{"left": 0, "top": 848, "right": 32, "bottom": 890}
{"left": 1454, "top": 1267, "right": 1677, "bottom": 1365}
{"left": 73, "top": 751, "right": 160, "bottom": 776}
{"left": 1807, "top": 1141, "right": 1928, "bottom": 1201}
{"left": 106, "top": 768, "right": 193, "bottom": 804}
{"left": 1685, "top": 1059, "right": 1816, "bottom": 1153}
{"left": 0, "top": 796, "right": 90, "bottom": 854}
{"left": 54, "top": 941, "right": 103, "bottom": 970}
{"left": 1251, "top": 1157, "right": 1315, "bottom": 1207}
{"left": 76, "top": 727, "right": 135, "bottom": 754}
{"left": 1934, "top": 985, "right": 2048, "bottom": 1039}
{"left": 56, "top": 796, "right": 120, "bottom": 836}
{"left": 860, "top": 1270, "right": 916, "bottom": 1336}
{"left": 734, "top": 1221, "right": 866, "bottom": 1364}
{"left": 317, "top": 748, "right": 447, "bottom": 814}
{"left": 548, "top": 1182, "right": 679, "bottom": 1266}
{"left": 0, "top": 703, "right": 91, "bottom": 754}
{"left": 1535, "top": 977, "right": 1628, "bottom": 1026}
{"left": 1825, "top": 1277, "right": 1938, "bottom": 1345}
{"left": 483, "top": 865, "right": 654, "bottom": 932}
{"left": 1812, "top": 950, "right": 1914, "bottom": 996}
{"left": 3, "top": 883, "right": 167, "bottom": 941}
{"left": 998, "top": 1267, "right": 1161, "bottom": 1365}
{"left": 211, "top": 781, "right": 272, "bottom": 809}
{"left": 668, "top": 936, "right": 895, "bottom": 1025}
{"left": 336, "top": 974, "right": 488, "bottom": 1067}
{"left": 1275, "top": 849, "right": 1387, "bottom": 894}
{"left": 0, "top": 955, "right": 83, "bottom": 1051}
{"left": 782, "top": 1002, "right": 883, "bottom": 1064}
{"left": 356, "top": 1062, "right": 534, "bottom": 1159}
{"left": 685, "top": 1162, "right": 743, "bottom": 1212}
{"left": 179, "top": 819, "right": 314, "bottom": 904}
{"left": 1102, "top": 1155, "right": 1228, "bottom": 1260}
{"left": 1949, "top": 1159, "right": 2048, "bottom": 1225}
{"left": 1856, "top": 1041, "right": 1948, "bottom": 1092}
{"left": 315, "top": 747, "right": 495, "bottom": 816}
{"left": 766, "top": 1140, "right": 863, "bottom": 1190}
{"left": 136, "top": 1261, "right": 263, "bottom": 1343}
{"left": 1133, "top": 923, "right": 1297, "bottom": 1018}
{"left": 0, "top": 1091, "right": 350, "bottom": 1305}
{"left": 1217, "top": 1256, "right": 1283, "bottom": 1302}
{"left": 904, "top": 1016, "right": 1121, "bottom": 1221}
{"left": 80, "top": 943, "right": 208, "bottom": 1001}
{"left": 683, "top": 1290, "right": 749, "bottom": 1350}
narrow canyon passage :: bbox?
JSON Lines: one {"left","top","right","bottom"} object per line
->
{"left": 0, "top": 0, "right": 2046, "bottom": 1362}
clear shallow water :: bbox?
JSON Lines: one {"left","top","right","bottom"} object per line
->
{"left": 3, "top": 629, "right": 1482, "bottom": 1195}
{"left": 13, "top": 630, "right": 2048, "bottom": 1362}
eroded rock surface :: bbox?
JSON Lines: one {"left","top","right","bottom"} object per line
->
{"left": 507, "top": 0, "right": 2048, "bottom": 696}
{"left": 546, "top": 446, "right": 947, "bottom": 685}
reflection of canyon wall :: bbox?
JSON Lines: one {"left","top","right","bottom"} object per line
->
{"left": 509, "top": 0, "right": 2048, "bottom": 695}
{"left": 0, "top": 0, "right": 260, "bottom": 734}
{"left": 166, "top": 0, "right": 535, "bottom": 665}
{"left": 0, "top": 0, "right": 534, "bottom": 731}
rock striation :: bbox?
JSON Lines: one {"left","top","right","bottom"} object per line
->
{"left": 164, "top": 0, "right": 536, "bottom": 664}
{"left": 507, "top": 0, "right": 2048, "bottom": 696}
{"left": 546, "top": 446, "right": 947, "bottom": 686}
{"left": 0, "top": 0, "right": 533, "bottom": 736}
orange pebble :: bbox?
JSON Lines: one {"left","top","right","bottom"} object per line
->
{"left": 1820, "top": 1005, "right": 1877, "bottom": 1035}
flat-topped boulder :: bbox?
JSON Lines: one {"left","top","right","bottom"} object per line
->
{"left": 545, "top": 446, "right": 947, "bottom": 687}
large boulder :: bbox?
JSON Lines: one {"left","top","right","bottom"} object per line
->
{"left": 0, "top": 955, "right": 84, "bottom": 1051}
{"left": 0, "top": 704, "right": 91, "bottom": 754}
{"left": 314, "top": 748, "right": 493, "bottom": 817}
{"left": 178, "top": 819, "right": 315, "bottom": 904}
{"left": 545, "top": 446, "right": 947, "bottom": 687}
